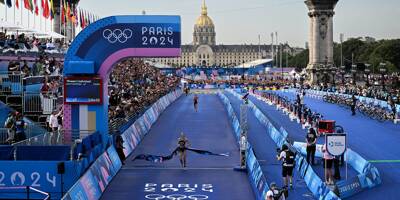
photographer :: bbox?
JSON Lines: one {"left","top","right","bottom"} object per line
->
{"left": 266, "top": 182, "right": 286, "bottom": 200}
{"left": 277, "top": 144, "right": 295, "bottom": 189}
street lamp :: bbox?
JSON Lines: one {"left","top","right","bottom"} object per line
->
{"left": 379, "top": 63, "right": 387, "bottom": 90}
{"left": 340, "top": 66, "right": 346, "bottom": 85}
{"left": 365, "top": 63, "right": 371, "bottom": 87}
{"left": 351, "top": 64, "right": 357, "bottom": 84}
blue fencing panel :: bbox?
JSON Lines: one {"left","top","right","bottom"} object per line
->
{"left": 16, "top": 146, "right": 71, "bottom": 161}
{"left": 0, "top": 146, "right": 14, "bottom": 160}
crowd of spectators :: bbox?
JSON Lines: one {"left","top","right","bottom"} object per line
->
{"left": 6, "top": 55, "right": 64, "bottom": 77}
{"left": 0, "top": 31, "right": 69, "bottom": 54}
{"left": 108, "top": 59, "right": 180, "bottom": 128}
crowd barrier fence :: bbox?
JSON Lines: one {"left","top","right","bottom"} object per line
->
{"left": 282, "top": 88, "right": 400, "bottom": 113}
{"left": 0, "top": 72, "right": 23, "bottom": 95}
{"left": 241, "top": 89, "right": 382, "bottom": 199}
{"left": 226, "top": 89, "right": 341, "bottom": 200}
{"left": 218, "top": 93, "right": 269, "bottom": 200}
{"left": 23, "top": 92, "right": 61, "bottom": 114}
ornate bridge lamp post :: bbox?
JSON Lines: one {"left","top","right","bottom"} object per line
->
{"left": 351, "top": 64, "right": 357, "bottom": 85}
{"left": 340, "top": 66, "right": 346, "bottom": 85}
{"left": 364, "top": 64, "right": 371, "bottom": 87}
{"left": 379, "top": 63, "right": 387, "bottom": 91}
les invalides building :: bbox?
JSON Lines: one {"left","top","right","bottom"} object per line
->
{"left": 151, "top": 0, "right": 275, "bottom": 67}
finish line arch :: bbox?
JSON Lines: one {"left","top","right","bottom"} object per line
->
{"left": 63, "top": 15, "right": 181, "bottom": 144}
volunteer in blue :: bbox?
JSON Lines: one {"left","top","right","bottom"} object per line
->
{"left": 277, "top": 144, "right": 295, "bottom": 189}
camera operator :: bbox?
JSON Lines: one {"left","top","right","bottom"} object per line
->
{"left": 266, "top": 182, "right": 287, "bottom": 200}
{"left": 277, "top": 144, "right": 295, "bottom": 189}
{"left": 351, "top": 94, "right": 357, "bottom": 116}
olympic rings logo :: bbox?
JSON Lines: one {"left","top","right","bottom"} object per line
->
{"left": 102, "top": 28, "right": 133, "bottom": 44}
{"left": 145, "top": 194, "right": 208, "bottom": 200}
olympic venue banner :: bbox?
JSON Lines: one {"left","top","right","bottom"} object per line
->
{"left": 62, "top": 89, "right": 182, "bottom": 200}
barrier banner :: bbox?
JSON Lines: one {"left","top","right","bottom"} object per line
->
{"left": 62, "top": 147, "right": 122, "bottom": 200}
{"left": 121, "top": 90, "right": 182, "bottom": 157}
{"left": 0, "top": 161, "right": 61, "bottom": 198}
{"left": 227, "top": 89, "right": 341, "bottom": 200}
{"left": 336, "top": 176, "right": 363, "bottom": 198}
{"left": 218, "top": 93, "right": 268, "bottom": 200}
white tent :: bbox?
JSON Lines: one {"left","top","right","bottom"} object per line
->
{"left": 0, "top": 21, "right": 23, "bottom": 31}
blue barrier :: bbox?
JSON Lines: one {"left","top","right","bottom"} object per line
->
{"left": 15, "top": 146, "right": 71, "bottom": 161}
{"left": 61, "top": 89, "right": 183, "bottom": 200}
{"left": 217, "top": 93, "right": 269, "bottom": 200}
{"left": 226, "top": 89, "right": 341, "bottom": 200}
{"left": 0, "top": 146, "right": 14, "bottom": 160}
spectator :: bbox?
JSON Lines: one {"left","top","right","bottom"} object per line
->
{"left": 116, "top": 135, "right": 126, "bottom": 165}
{"left": 306, "top": 127, "right": 317, "bottom": 165}
{"left": 14, "top": 113, "right": 27, "bottom": 142}
{"left": 322, "top": 143, "right": 334, "bottom": 185}
{"left": 4, "top": 111, "right": 16, "bottom": 144}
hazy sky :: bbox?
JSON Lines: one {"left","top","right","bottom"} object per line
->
{"left": 3, "top": 0, "right": 399, "bottom": 47}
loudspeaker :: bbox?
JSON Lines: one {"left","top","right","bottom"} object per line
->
{"left": 57, "top": 162, "right": 65, "bottom": 174}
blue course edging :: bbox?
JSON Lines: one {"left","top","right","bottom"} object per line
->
{"left": 217, "top": 92, "right": 269, "bottom": 200}
{"left": 61, "top": 89, "right": 183, "bottom": 200}
{"left": 226, "top": 89, "right": 341, "bottom": 200}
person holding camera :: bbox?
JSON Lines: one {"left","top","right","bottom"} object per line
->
{"left": 277, "top": 144, "right": 295, "bottom": 189}
{"left": 306, "top": 127, "right": 317, "bottom": 165}
{"left": 266, "top": 182, "right": 287, "bottom": 200}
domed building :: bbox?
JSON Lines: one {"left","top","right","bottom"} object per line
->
{"left": 152, "top": 0, "right": 276, "bottom": 67}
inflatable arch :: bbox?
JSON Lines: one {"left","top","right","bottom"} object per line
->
{"left": 63, "top": 15, "right": 181, "bottom": 144}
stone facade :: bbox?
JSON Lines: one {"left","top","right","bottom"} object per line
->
{"left": 304, "top": 0, "right": 339, "bottom": 84}
{"left": 150, "top": 0, "right": 274, "bottom": 67}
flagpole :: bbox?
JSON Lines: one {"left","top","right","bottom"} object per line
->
{"left": 5, "top": 2, "right": 8, "bottom": 22}
{"left": 14, "top": 1, "right": 16, "bottom": 24}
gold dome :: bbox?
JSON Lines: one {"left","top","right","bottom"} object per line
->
{"left": 195, "top": 0, "right": 214, "bottom": 27}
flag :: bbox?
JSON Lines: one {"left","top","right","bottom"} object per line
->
{"left": 15, "top": 0, "right": 19, "bottom": 8}
{"left": 6, "top": 0, "right": 12, "bottom": 7}
{"left": 45, "top": 0, "right": 49, "bottom": 18}
{"left": 66, "top": 1, "right": 70, "bottom": 22}
{"left": 29, "top": 0, "right": 33, "bottom": 11}
{"left": 24, "top": 0, "right": 29, "bottom": 9}
{"left": 49, "top": 0, "right": 54, "bottom": 19}
{"left": 61, "top": 0, "right": 65, "bottom": 24}
{"left": 34, "top": 0, "right": 38, "bottom": 15}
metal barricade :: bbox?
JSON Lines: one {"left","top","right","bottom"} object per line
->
{"left": 23, "top": 92, "right": 61, "bottom": 114}
{"left": 0, "top": 72, "right": 23, "bottom": 95}
{"left": 0, "top": 128, "right": 10, "bottom": 144}
{"left": 11, "top": 131, "right": 64, "bottom": 146}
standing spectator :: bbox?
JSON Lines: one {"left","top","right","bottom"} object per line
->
{"left": 14, "top": 113, "right": 27, "bottom": 142}
{"left": 4, "top": 111, "right": 16, "bottom": 144}
{"left": 351, "top": 94, "right": 357, "bottom": 116}
{"left": 21, "top": 61, "right": 31, "bottom": 77}
{"left": 115, "top": 135, "right": 126, "bottom": 165}
{"left": 306, "top": 127, "right": 317, "bottom": 165}
{"left": 322, "top": 143, "right": 334, "bottom": 185}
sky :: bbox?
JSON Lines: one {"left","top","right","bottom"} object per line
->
{"left": 2, "top": 0, "right": 400, "bottom": 47}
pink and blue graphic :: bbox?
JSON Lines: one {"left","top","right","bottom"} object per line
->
{"left": 62, "top": 15, "right": 181, "bottom": 143}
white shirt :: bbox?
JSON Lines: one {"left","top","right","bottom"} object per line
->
{"left": 240, "top": 135, "right": 247, "bottom": 150}
{"left": 266, "top": 190, "right": 274, "bottom": 198}
{"left": 49, "top": 114, "right": 58, "bottom": 128}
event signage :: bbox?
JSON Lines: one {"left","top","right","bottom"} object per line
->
{"left": 336, "top": 176, "right": 363, "bottom": 198}
{"left": 0, "top": 161, "right": 63, "bottom": 199}
{"left": 326, "top": 134, "right": 347, "bottom": 156}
